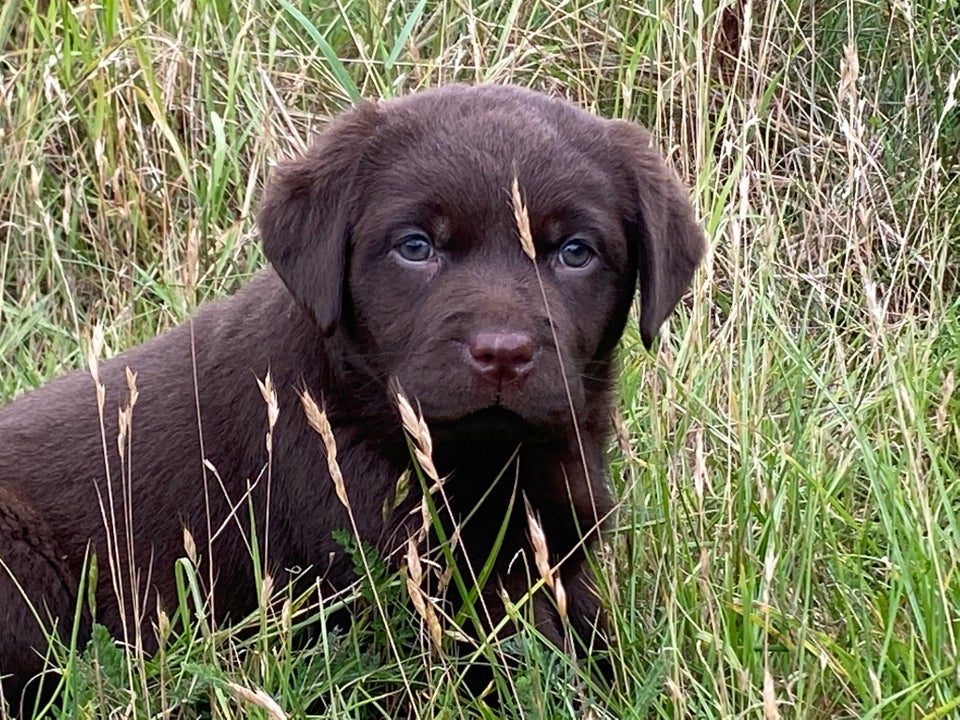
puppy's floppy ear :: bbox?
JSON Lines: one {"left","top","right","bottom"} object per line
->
{"left": 258, "top": 101, "right": 381, "bottom": 335}
{"left": 606, "top": 120, "right": 705, "bottom": 349}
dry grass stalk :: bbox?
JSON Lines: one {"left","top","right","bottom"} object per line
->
{"left": 838, "top": 42, "right": 859, "bottom": 107}
{"left": 510, "top": 174, "right": 535, "bottom": 260}
{"left": 258, "top": 372, "right": 279, "bottom": 579}
{"left": 524, "top": 496, "right": 567, "bottom": 620}
{"left": 612, "top": 407, "right": 635, "bottom": 460}
{"left": 156, "top": 605, "right": 170, "bottom": 644}
{"left": 299, "top": 396, "right": 421, "bottom": 703}
{"left": 86, "top": 322, "right": 103, "bottom": 381}
{"left": 116, "top": 407, "right": 130, "bottom": 457}
{"left": 225, "top": 681, "right": 288, "bottom": 720}
{"left": 300, "top": 389, "right": 350, "bottom": 510}
{"left": 259, "top": 572, "right": 274, "bottom": 609}
{"left": 116, "top": 368, "right": 139, "bottom": 455}
{"left": 762, "top": 664, "right": 780, "bottom": 720}
{"left": 125, "top": 365, "right": 139, "bottom": 408}
{"left": 393, "top": 383, "right": 440, "bottom": 485}
{"left": 281, "top": 598, "right": 292, "bottom": 638}
{"left": 87, "top": 322, "right": 106, "bottom": 411}
{"left": 183, "top": 527, "right": 197, "bottom": 565}
{"left": 510, "top": 171, "right": 595, "bottom": 503}
{"left": 553, "top": 575, "right": 569, "bottom": 626}
{"left": 437, "top": 525, "right": 462, "bottom": 591}
{"left": 256, "top": 372, "right": 279, "bottom": 454}
{"left": 405, "top": 537, "right": 443, "bottom": 649}
{"left": 85, "top": 320, "right": 141, "bottom": 666}
{"left": 665, "top": 676, "right": 684, "bottom": 703}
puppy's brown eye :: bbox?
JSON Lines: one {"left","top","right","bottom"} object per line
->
{"left": 558, "top": 238, "right": 594, "bottom": 269}
{"left": 395, "top": 233, "right": 435, "bottom": 262}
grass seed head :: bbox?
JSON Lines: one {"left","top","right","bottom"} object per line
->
{"left": 524, "top": 496, "right": 570, "bottom": 620}
{"left": 157, "top": 606, "right": 170, "bottom": 643}
{"left": 511, "top": 174, "right": 535, "bottom": 260}
{"left": 257, "top": 372, "right": 279, "bottom": 431}
{"left": 762, "top": 665, "right": 780, "bottom": 720}
{"left": 383, "top": 468, "right": 412, "bottom": 522}
{"left": 259, "top": 572, "right": 274, "bottom": 608}
{"left": 117, "top": 407, "right": 130, "bottom": 455}
{"left": 419, "top": 499, "right": 431, "bottom": 539}
{"left": 406, "top": 537, "right": 423, "bottom": 588}
{"left": 183, "top": 527, "right": 197, "bottom": 565}
{"left": 553, "top": 573, "right": 568, "bottom": 621}
{"left": 300, "top": 389, "right": 350, "bottom": 510}
{"left": 87, "top": 323, "right": 105, "bottom": 409}
{"left": 391, "top": 379, "right": 440, "bottom": 482}
{"left": 281, "top": 598, "right": 292, "bottom": 637}
{"left": 124, "top": 366, "right": 139, "bottom": 408}
{"left": 225, "top": 681, "right": 288, "bottom": 720}
{"left": 405, "top": 537, "right": 443, "bottom": 649}
{"left": 524, "top": 496, "right": 554, "bottom": 592}
{"left": 838, "top": 42, "right": 860, "bottom": 106}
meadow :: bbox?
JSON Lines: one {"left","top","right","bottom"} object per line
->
{"left": 1, "top": 0, "right": 958, "bottom": 717}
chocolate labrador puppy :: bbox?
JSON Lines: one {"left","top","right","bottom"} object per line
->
{"left": 0, "top": 84, "right": 703, "bottom": 704}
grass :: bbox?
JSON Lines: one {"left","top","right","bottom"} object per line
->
{"left": 1, "top": 0, "right": 959, "bottom": 717}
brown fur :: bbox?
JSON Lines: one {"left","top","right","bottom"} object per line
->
{"left": 0, "top": 84, "right": 704, "bottom": 707}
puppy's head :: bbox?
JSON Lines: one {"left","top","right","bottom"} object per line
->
{"left": 259, "top": 85, "right": 704, "bottom": 434}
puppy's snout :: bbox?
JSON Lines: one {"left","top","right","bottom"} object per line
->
{"left": 467, "top": 331, "right": 535, "bottom": 386}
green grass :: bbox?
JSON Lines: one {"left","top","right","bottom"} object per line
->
{"left": 2, "top": 0, "right": 959, "bottom": 717}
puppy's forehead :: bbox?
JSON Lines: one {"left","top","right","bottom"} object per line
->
{"left": 356, "top": 86, "right": 623, "bottom": 231}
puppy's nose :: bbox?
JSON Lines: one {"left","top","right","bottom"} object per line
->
{"left": 467, "top": 331, "right": 535, "bottom": 385}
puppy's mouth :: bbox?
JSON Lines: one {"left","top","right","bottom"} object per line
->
{"left": 391, "top": 370, "right": 579, "bottom": 438}
{"left": 428, "top": 406, "right": 548, "bottom": 445}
